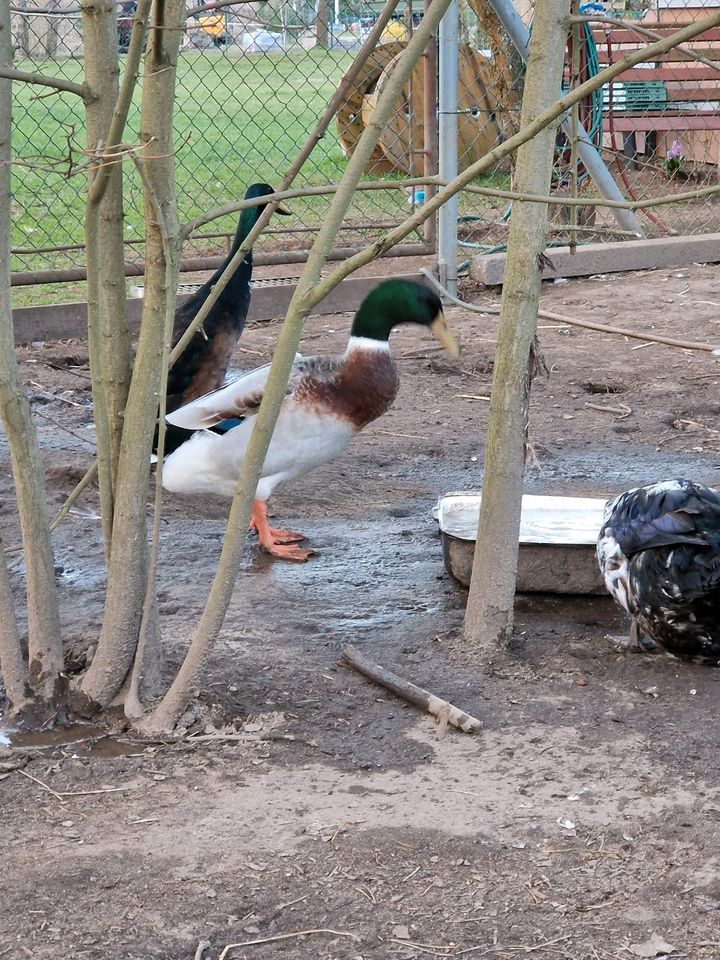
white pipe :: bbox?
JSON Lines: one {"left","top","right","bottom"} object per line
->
{"left": 438, "top": 0, "right": 459, "bottom": 296}
{"left": 488, "top": 0, "right": 644, "bottom": 237}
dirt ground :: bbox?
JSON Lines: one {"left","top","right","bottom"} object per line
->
{"left": 2, "top": 260, "right": 720, "bottom": 960}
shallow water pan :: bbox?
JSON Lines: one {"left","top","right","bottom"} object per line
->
{"left": 436, "top": 493, "right": 608, "bottom": 595}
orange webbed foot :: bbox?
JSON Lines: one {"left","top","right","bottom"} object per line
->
{"left": 266, "top": 526, "right": 305, "bottom": 545}
{"left": 261, "top": 541, "right": 316, "bottom": 562}
{"left": 249, "top": 500, "right": 316, "bottom": 562}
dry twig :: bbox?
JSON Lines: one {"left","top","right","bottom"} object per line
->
{"left": 341, "top": 644, "right": 482, "bottom": 734}
{"left": 423, "top": 270, "right": 720, "bottom": 356}
{"left": 16, "top": 767, "right": 66, "bottom": 802}
{"left": 584, "top": 401, "right": 632, "bottom": 418}
{"left": 193, "top": 941, "right": 210, "bottom": 960}
{"left": 218, "top": 928, "right": 361, "bottom": 958}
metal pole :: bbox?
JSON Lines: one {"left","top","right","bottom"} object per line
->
{"left": 487, "top": 0, "right": 645, "bottom": 237}
{"left": 437, "top": 0, "right": 459, "bottom": 296}
{"left": 422, "top": 0, "right": 438, "bottom": 249}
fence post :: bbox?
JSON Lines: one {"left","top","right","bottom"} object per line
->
{"left": 437, "top": 0, "right": 458, "bottom": 296}
{"left": 422, "top": 0, "right": 438, "bottom": 249}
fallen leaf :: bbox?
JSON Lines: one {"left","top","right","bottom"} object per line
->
{"left": 392, "top": 925, "right": 410, "bottom": 940}
{"left": 628, "top": 933, "right": 676, "bottom": 958}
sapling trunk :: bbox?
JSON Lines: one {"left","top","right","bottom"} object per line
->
{"left": 77, "top": 0, "right": 186, "bottom": 711}
{"left": 81, "top": 0, "right": 126, "bottom": 554}
{"left": 142, "top": 0, "right": 454, "bottom": 733}
{"left": 0, "top": 0, "right": 63, "bottom": 707}
{"left": 463, "top": 0, "right": 572, "bottom": 653}
{"left": 0, "top": 530, "right": 32, "bottom": 712}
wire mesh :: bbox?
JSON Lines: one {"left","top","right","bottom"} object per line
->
{"left": 9, "top": 0, "right": 431, "bottom": 278}
{"left": 9, "top": 0, "right": 720, "bottom": 281}
{"left": 452, "top": 0, "right": 720, "bottom": 261}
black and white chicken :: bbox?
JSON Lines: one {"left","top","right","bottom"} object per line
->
{"left": 597, "top": 479, "right": 720, "bottom": 662}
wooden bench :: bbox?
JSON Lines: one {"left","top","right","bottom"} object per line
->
{"left": 593, "top": 10, "right": 720, "bottom": 167}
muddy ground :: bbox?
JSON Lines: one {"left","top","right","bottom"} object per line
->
{"left": 2, "top": 260, "right": 720, "bottom": 960}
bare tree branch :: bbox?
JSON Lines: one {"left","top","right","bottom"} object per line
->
{"left": 310, "top": 8, "right": 720, "bottom": 299}
{"left": 88, "top": 0, "right": 153, "bottom": 206}
{"left": 187, "top": 0, "right": 257, "bottom": 14}
{"left": 572, "top": 14, "right": 720, "bottom": 73}
{"left": 0, "top": 66, "right": 89, "bottom": 99}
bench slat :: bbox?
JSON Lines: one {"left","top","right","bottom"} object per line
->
{"left": 607, "top": 65, "right": 720, "bottom": 82}
{"left": 597, "top": 48, "right": 720, "bottom": 64}
{"left": 603, "top": 115, "right": 720, "bottom": 130}
{"left": 594, "top": 27, "right": 720, "bottom": 44}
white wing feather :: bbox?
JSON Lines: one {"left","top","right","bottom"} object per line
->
{"left": 166, "top": 354, "right": 302, "bottom": 430}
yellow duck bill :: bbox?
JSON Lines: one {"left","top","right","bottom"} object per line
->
{"left": 430, "top": 311, "right": 461, "bottom": 358}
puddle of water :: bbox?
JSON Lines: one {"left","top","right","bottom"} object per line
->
{"left": 0, "top": 721, "right": 149, "bottom": 758}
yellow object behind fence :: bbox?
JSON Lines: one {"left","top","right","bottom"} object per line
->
{"left": 381, "top": 19, "right": 408, "bottom": 42}
{"left": 198, "top": 15, "right": 226, "bottom": 38}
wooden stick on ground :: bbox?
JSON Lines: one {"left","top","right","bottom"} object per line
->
{"left": 341, "top": 644, "right": 482, "bottom": 735}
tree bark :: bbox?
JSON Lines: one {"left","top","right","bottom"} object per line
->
{"left": 81, "top": 0, "right": 125, "bottom": 554}
{"left": 78, "top": 0, "right": 185, "bottom": 712}
{"left": 142, "top": 0, "right": 453, "bottom": 734}
{"left": 17, "top": 0, "right": 31, "bottom": 57}
{"left": 43, "top": 0, "right": 60, "bottom": 58}
{"left": 463, "top": 0, "right": 571, "bottom": 655}
{"left": 316, "top": 0, "right": 329, "bottom": 48}
{"left": 0, "top": 1, "right": 63, "bottom": 705}
{"left": 0, "top": 529, "right": 32, "bottom": 712}
{"left": 86, "top": 0, "right": 152, "bottom": 493}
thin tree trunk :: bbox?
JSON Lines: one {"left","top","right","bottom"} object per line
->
{"left": 0, "top": 529, "right": 32, "bottom": 712}
{"left": 0, "top": 2, "right": 63, "bottom": 705}
{"left": 0, "top": 11, "right": 30, "bottom": 713}
{"left": 463, "top": 0, "right": 571, "bottom": 654}
{"left": 17, "top": 0, "right": 31, "bottom": 56}
{"left": 77, "top": 0, "right": 185, "bottom": 712}
{"left": 316, "top": 0, "right": 328, "bottom": 48}
{"left": 142, "top": 0, "right": 453, "bottom": 734}
{"left": 44, "top": 0, "right": 60, "bottom": 58}
{"left": 81, "top": 0, "right": 125, "bottom": 554}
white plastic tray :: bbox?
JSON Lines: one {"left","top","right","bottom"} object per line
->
{"left": 436, "top": 493, "right": 608, "bottom": 545}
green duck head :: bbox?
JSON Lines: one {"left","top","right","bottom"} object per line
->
{"left": 350, "top": 279, "right": 460, "bottom": 357}
{"left": 234, "top": 182, "right": 291, "bottom": 250}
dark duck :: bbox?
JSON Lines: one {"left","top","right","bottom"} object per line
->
{"left": 162, "top": 280, "right": 460, "bottom": 561}
{"left": 162, "top": 182, "right": 290, "bottom": 454}
{"left": 597, "top": 479, "right": 720, "bottom": 662}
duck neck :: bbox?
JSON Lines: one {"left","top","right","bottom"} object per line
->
{"left": 349, "top": 300, "right": 394, "bottom": 345}
{"left": 345, "top": 335, "right": 391, "bottom": 355}
{"left": 229, "top": 205, "right": 259, "bottom": 263}
{"left": 210, "top": 206, "right": 259, "bottom": 295}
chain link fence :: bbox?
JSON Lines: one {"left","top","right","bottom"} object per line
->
{"left": 9, "top": 0, "right": 432, "bottom": 279}
{"left": 452, "top": 0, "right": 720, "bottom": 264}
{"left": 8, "top": 0, "right": 720, "bottom": 282}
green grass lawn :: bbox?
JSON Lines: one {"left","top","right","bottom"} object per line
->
{"left": 11, "top": 48, "right": 410, "bottom": 274}
{"left": 11, "top": 46, "right": 509, "bottom": 282}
